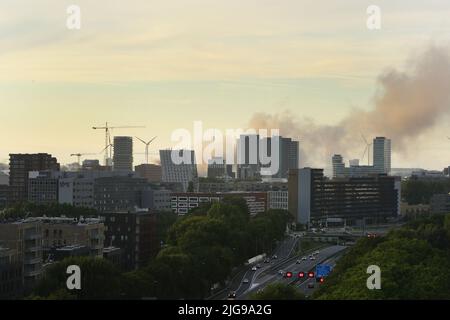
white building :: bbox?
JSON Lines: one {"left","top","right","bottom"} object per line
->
{"left": 268, "top": 190, "right": 288, "bottom": 210}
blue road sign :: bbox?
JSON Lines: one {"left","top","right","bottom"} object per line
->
{"left": 316, "top": 264, "right": 332, "bottom": 278}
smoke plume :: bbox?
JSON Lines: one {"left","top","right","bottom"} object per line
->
{"left": 248, "top": 46, "right": 450, "bottom": 169}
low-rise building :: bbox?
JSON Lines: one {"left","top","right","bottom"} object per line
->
{"left": 171, "top": 192, "right": 268, "bottom": 215}
{"left": 39, "top": 216, "right": 104, "bottom": 258}
{"left": 0, "top": 247, "right": 23, "bottom": 299}
{"left": 268, "top": 190, "right": 288, "bottom": 210}
{"left": 0, "top": 219, "right": 43, "bottom": 291}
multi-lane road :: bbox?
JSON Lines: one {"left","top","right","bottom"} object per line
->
{"left": 208, "top": 234, "right": 299, "bottom": 300}
{"left": 240, "top": 245, "right": 347, "bottom": 299}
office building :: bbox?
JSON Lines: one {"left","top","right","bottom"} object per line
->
{"left": 331, "top": 154, "right": 378, "bottom": 178}
{"left": 332, "top": 154, "right": 345, "bottom": 178}
{"left": 147, "top": 188, "right": 172, "bottom": 211}
{"left": 9, "top": 153, "right": 60, "bottom": 203}
{"left": 171, "top": 192, "right": 268, "bottom": 215}
{"left": 268, "top": 190, "right": 288, "bottom": 210}
{"left": 102, "top": 211, "right": 157, "bottom": 270}
{"left": 28, "top": 170, "right": 60, "bottom": 205}
{"left": 113, "top": 136, "right": 133, "bottom": 172}
{"left": 135, "top": 163, "right": 162, "bottom": 183}
{"left": 373, "top": 137, "right": 391, "bottom": 174}
{"left": 288, "top": 168, "right": 400, "bottom": 225}
{"left": 160, "top": 149, "right": 198, "bottom": 192}
{"left": 94, "top": 176, "right": 149, "bottom": 212}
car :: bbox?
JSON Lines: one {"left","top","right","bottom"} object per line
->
{"left": 243, "top": 278, "right": 249, "bottom": 284}
{"left": 264, "top": 258, "right": 270, "bottom": 263}
{"left": 227, "top": 291, "right": 236, "bottom": 299}
{"left": 272, "top": 255, "right": 278, "bottom": 259}
{"left": 296, "top": 259, "right": 301, "bottom": 264}
{"left": 251, "top": 266, "right": 257, "bottom": 271}
{"left": 315, "top": 250, "right": 320, "bottom": 254}
{"left": 311, "top": 256, "right": 316, "bottom": 261}
{"left": 278, "top": 270, "right": 284, "bottom": 276}
{"left": 307, "top": 283, "right": 315, "bottom": 289}
{"left": 256, "top": 264, "right": 262, "bottom": 269}
{"left": 302, "top": 256, "right": 307, "bottom": 260}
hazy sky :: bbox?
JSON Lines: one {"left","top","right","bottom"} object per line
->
{"left": 1, "top": 0, "right": 450, "bottom": 170}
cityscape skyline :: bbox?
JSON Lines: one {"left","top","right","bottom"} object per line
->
{"left": 2, "top": 1, "right": 450, "bottom": 170}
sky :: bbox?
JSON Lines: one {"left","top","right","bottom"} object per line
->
{"left": 1, "top": 0, "right": 450, "bottom": 170}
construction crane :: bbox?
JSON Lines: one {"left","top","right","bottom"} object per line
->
{"left": 70, "top": 153, "right": 96, "bottom": 166}
{"left": 135, "top": 136, "right": 157, "bottom": 164}
{"left": 92, "top": 122, "right": 145, "bottom": 165}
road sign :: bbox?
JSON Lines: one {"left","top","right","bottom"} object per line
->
{"left": 316, "top": 264, "right": 332, "bottom": 278}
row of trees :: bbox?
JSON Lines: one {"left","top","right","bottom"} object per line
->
{"left": 402, "top": 179, "right": 450, "bottom": 204}
{"left": 30, "top": 196, "right": 291, "bottom": 299}
{"left": 314, "top": 214, "right": 450, "bottom": 299}
{"left": 0, "top": 202, "right": 98, "bottom": 220}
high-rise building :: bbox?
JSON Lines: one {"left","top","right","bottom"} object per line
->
{"left": 373, "top": 137, "right": 391, "bottom": 174}
{"left": 135, "top": 163, "right": 162, "bottom": 183}
{"left": 288, "top": 168, "right": 400, "bottom": 225}
{"left": 332, "top": 154, "right": 345, "bottom": 178}
{"left": 160, "top": 150, "right": 198, "bottom": 192}
{"left": 113, "top": 136, "right": 133, "bottom": 172}
{"left": 9, "top": 153, "right": 60, "bottom": 203}
{"left": 262, "top": 136, "right": 299, "bottom": 179}
{"left": 237, "top": 134, "right": 260, "bottom": 179}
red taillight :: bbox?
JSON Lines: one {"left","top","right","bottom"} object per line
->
{"left": 298, "top": 272, "right": 305, "bottom": 278}
{"left": 308, "top": 272, "right": 315, "bottom": 278}
{"left": 320, "top": 277, "right": 324, "bottom": 283}
{"left": 286, "top": 272, "right": 293, "bottom": 278}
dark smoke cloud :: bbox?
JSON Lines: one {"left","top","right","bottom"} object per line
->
{"left": 248, "top": 46, "right": 450, "bottom": 168}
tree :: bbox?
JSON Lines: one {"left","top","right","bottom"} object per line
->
{"left": 314, "top": 215, "right": 450, "bottom": 300}
{"left": 32, "top": 257, "right": 123, "bottom": 300}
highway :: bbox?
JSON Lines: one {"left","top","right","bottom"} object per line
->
{"left": 239, "top": 245, "right": 347, "bottom": 299}
{"left": 209, "top": 234, "right": 299, "bottom": 300}
{"left": 296, "top": 253, "right": 343, "bottom": 297}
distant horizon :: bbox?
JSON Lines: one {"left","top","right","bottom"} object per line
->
{"left": 1, "top": 1, "right": 450, "bottom": 170}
